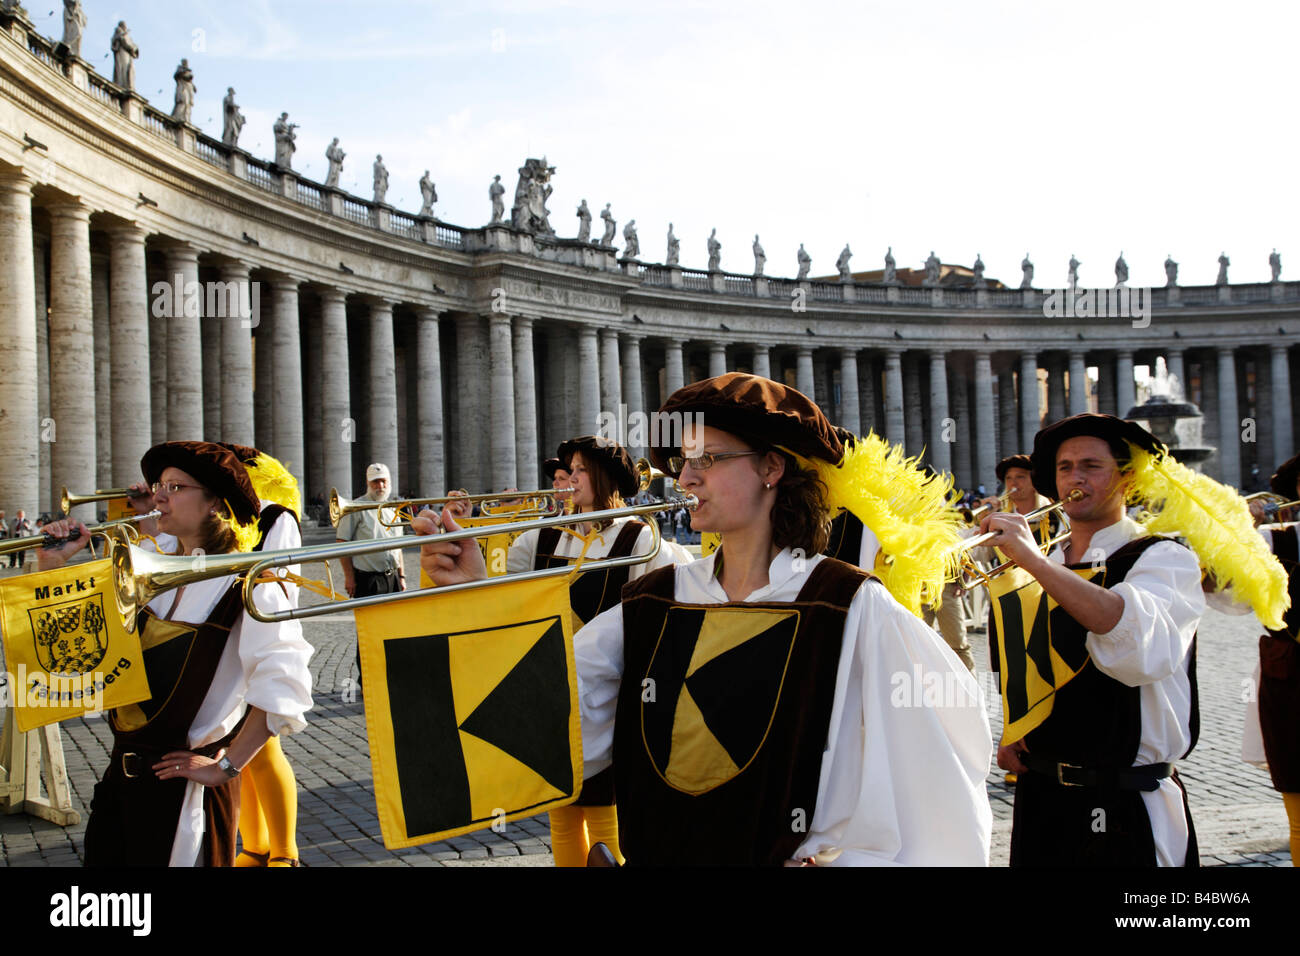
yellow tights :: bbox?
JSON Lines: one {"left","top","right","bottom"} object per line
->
{"left": 235, "top": 736, "right": 301, "bottom": 866}
{"left": 1284, "top": 792, "right": 1300, "bottom": 866}
{"left": 547, "top": 804, "right": 624, "bottom": 867}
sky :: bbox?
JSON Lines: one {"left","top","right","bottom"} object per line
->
{"left": 40, "top": 0, "right": 1300, "bottom": 288}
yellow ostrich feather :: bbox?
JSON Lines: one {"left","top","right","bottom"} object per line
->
{"left": 1127, "top": 446, "right": 1289, "bottom": 630}
{"left": 794, "top": 432, "right": 964, "bottom": 616}
{"left": 244, "top": 452, "right": 303, "bottom": 518}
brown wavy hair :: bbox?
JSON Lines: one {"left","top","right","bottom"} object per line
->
{"left": 190, "top": 494, "right": 238, "bottom": 556}
{"left": 732, "top": 432, "right": 831, "bottom": 555}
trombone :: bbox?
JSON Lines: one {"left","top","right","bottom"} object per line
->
{"left": 949, "top": 489, "right": 1084, "bottom": 588}
{"left": 61, "top": 486, "right": 151, "bottom": 515}
{"left": 0, "top": 510, "right": 161, "bottom": 557}
{"left": 110, "top": 495, "right": 699, "bottom": 630}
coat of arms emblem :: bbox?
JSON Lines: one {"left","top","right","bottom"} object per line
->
{"left": 29, "top": 593, "right": 109, "bottom": 676}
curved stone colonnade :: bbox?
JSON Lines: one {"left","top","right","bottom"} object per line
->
{"left": 1, "top": 11, "right": 1297, "bottom": 523}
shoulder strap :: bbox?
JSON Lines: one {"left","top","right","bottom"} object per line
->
{"left": 794, "top": 556, "right": 871, "bottom": 609}
{"left": 622, "top": 563, "right": 677, "bottom": 603}
{"left": 254, "top": 504, "right": 296, "bottom": 552}
{"left": 609, "top": 520, "right": 645, "bottom": 558}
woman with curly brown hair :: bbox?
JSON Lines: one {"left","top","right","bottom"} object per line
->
{"left": 422, "top": 374, "right": 991, "bottom": 865}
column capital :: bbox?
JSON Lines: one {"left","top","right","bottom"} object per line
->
{"left": 0, "top": 168, "right": 36, "bottom": 193}
{"left": 103, "top": 220, "right": 149, "bottom": 242}
{"left": 155, "top": 238, "right": 201, "bottom": 263}
{"left": 488, "top": 312, "right": 513, "bottom": 327}
{"left": 1271, "top": 343, "right": 1289, "bottom": 356}
{"left": 43, "top": 197, "right": 92, "bottom": 220}
{"left": 512, "top": 313, "right": 534, "bottom": 329}
{"left": 415, "top": 306, "right": 443, "bottom": 322}
{"left": 619, "top": 328, "right": 642, "bottom": 344}
{"left": 1019, "top": 349, "right": 1038, "bottom": 362}
{"left": 215, "top": 257, "right": 252, "bottom": 281}
{"left": 267, "top": 273, "right": 302, "bottom": 292}
{"left": 318, "top": 286, "right": 348, "bottom": 306}
{"left": 797, "top": 344, "right": 814, "bottom": 357}
{"left": 366, "top": 296, "right": 397, "bottom": 313}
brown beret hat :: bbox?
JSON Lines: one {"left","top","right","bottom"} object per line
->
{"left": 996, "top": 455, "right": 1033, "bottom": 481}
{"left": 1271, "top": 452, "right": 1300, "bottom": 498}
{"left": 558, "top": 437, "right": 638, "bottom": 498}
{"left": 141, "top": 441, "right": 261, "bottom": 524}
{"left": 216, "top": 442, "right": 261, "bottom": 464}
{"left": 1030, "top": 413, "right": 1165, "bottom": 500}
{"left": 649, "top": 372, "right": 842, "bottom": 474}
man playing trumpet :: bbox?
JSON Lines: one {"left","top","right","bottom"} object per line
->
{"left": 982, "top": 415, "right": 1208, "bottom": 866}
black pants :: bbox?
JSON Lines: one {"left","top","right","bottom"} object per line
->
{"left": 354, "top": 568, "right": 401, "bottom": 684}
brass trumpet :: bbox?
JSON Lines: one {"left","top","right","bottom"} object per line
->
{"left": 960, "top": 493, "right": 1012, "bottom": 525}
{"left": 0, "top": 510, "right": 161, "bottom": 557}
{"left": 110, "top": 495, "right": 699, "bottom": 630}
{"left": 1244, "top": 491, "right": 1300, "bottom": 515}
{"left": 947, "top": 489, "right": 1084, "bottom": 589}
{"left": 330, "top": 488, "right": 564, "bottom": 528}
{"left": 60, "top": 486, "right": 150, "bottom": 515}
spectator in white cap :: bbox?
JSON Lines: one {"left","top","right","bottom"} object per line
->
{"left": 335, "top": 463, "right": 405, "bottom": 686}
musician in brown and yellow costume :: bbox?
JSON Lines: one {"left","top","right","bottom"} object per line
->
{"left": 37, "top": 441, "right": 314, "bottom": 866}
{"left": 422, "top": 374, "right": 992, "bottom": 864}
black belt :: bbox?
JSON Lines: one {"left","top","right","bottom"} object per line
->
{"left": 1022, "top": 754, "right": 1173, "bottom": 792}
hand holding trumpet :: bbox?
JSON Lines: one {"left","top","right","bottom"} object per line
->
{"left": 413, "top": 506, "right": 487, "bottom": 587}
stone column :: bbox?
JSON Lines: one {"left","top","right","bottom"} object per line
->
{"left": 599, "top": 328, "right": 622, "bottom": 421}
{"left": 1046, "top": 356, "right": 1066, "bottom": 425}
{"left": 883, "top": 348, "right": 905, "bottom": 446}
{"left": 218, "top": 261, "right": 255, "bottom": 446}
{"left": 91, "top": 250, "right": 112, "bottom": 488}
{"left": 35, "top": 233, "right": 51, "bottom": 512}
{"left": 903, "top": 354, "right": 924, "bottom": 457}
{"left": 949, "top": 362, "right": 972, "bottom": 489}
{"left": 752, "top": 344, "right": 771, "bottom": 380}
{"left": 416, "top": 309, "right": 446, "bottom": 495}
{"left": 926, "top": 351, "right": 951, "bottom": 473}
{"left": 302, "top": 301, "right": 323, "bottom": 499}
{"left": 973, "top": 351, "right": 997, "bottom": 493}
{"left": 858, "top": 354, "right": 877, "bottom": 435}
{"left": 162, "top": 243, "right": 204, "bottom": 438}
{"left": 1096, "top": 355, "right": 1116, "bottom": 416}
{"left": 577, "top": 326, "right": 601, "bottom": 437}
{"left": 796, "top": 346, "right": 815, "bottom": 399}
{"left": 454, "top": 314, "right": 488, "bottom": 492}
{"left": 0, "top": 170, "right": 39, "bottom": 519}
{"left": 1067, "top": 350, "right": 1088, "bottom": 416}
{"left": 369, "top": 299, "right": 400, "bottom": 492}
{"left": 1198, "top": 354, "right": 1220, "bottom": 478}
{"left": 1019, "top": 351, "right": 1040, "bottom": 452}
{"left": 1166, "top": 348, "right": 1186, "bottom": 398}
{"left": 1115, "top": 349, "right": 1136, "bottom": 419}
{"left": 149, "top": 262, "right": 169, "bottom": 445}
{"left": 201, "top": 310, "right": 222, "bottom": 439}
{"left": 708, "top": 341, "right": 727, "bottom": 379}
{"left": 513, "top": 316, "right": 538, "bottom": 486}
{"left": 47, "top": 200, "right": 97, "bottom": 520}
{"left": 1272, "top": 345, "right": 1294, "bottom": 467}
{"left": 839, "top": 348, "right": 861, "bottom": 435}
{"left": 106, "top": 224, "right": 152, "bottom": 486}
{"left": 998, "top": 367, "right": 1017, "bottom": 458}
{"left": 664, "top": 339, "right": 685, "bottom": 398}
{"left": 253, "top": 285, "right": 274, "bottom": 453}
{"left": 621, "top": 333, "right": 646, "bottom": 459}
{"left": 319, "top": 289, "right": 351, "bottom": 496}
{"left": 271, "top": 278, "right": 305, "bottom": 491}
{"left": 1218, "top": 348, "right": 1240, "bottom": 488}
{"left": 562, "top": 328, "right": 582, "bottom": 439}
{"left": 484, "top": 314, "right": 518, "bottom": 490}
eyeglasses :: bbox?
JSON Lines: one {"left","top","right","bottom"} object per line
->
{"left": 667, "top": 451, "right": 759, "bottom": 474}
{"left": 150, "top": 481, "right": 205, "bottom": 496}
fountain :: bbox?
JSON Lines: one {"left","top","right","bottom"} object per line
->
{"left": 1124, "top": 358, "right": 1215, "bottom": 469}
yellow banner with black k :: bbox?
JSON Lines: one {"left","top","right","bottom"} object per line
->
{"left": 0, "top": 559, "right": 151, "bottom": 733}
{"left": 990, "top": 564, "right": 1101, "bottom": 745}
{"left": 354, "top": 573, "right": 582, "bottom": 849}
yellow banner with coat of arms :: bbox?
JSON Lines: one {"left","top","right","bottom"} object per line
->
{"left": 0, "top": 559, "right": 151, "bottom": 732}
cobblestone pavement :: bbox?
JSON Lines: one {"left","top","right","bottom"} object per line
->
{"left": 0, "top": 533, "right": 1291, "bottom": 867}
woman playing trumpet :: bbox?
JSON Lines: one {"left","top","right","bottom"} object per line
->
{"left": 37, "top": 441, "right": 313, "bottom": 866}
